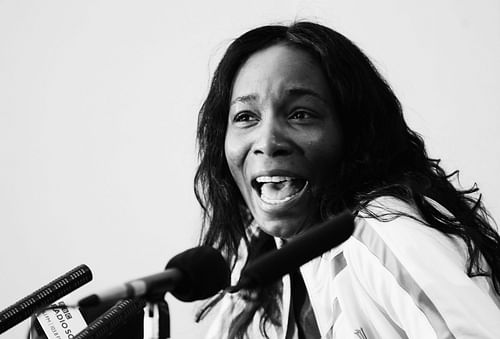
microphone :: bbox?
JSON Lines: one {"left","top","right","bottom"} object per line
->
{"left": 233, "top": 211, "right": 354, "bottom": 291}
{"left": 73, "top": 299, "right": 146, "bottom": 339}
{"left": 78, "top": 246, "right": 230, "bottom": 306}
{"left": 0, "top": 264, "right": 92, "bottom": 335}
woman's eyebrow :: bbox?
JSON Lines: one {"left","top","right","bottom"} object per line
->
{"left": 230, "top": 94, "right": 258, "bottom": 106}
{"left": 230, "top": 88, "right": 328, "bottom": 106}
{"left": 286, "top": 87, "right": 329, "bottom": 105}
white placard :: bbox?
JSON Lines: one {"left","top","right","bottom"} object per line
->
{"left": 36, "top": 300, "right": 87, "bottom": 339}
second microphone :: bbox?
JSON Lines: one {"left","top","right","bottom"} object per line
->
{"left": 78, "top": 246, "right": 230, "bottom": 306}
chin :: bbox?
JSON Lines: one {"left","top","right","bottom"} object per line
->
{"left": 257, "top": 219, "right": 305, "bottom": 240}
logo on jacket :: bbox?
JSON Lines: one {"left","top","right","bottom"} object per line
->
{"left": 354, "top": 328, "right": 368, "bottom": 339}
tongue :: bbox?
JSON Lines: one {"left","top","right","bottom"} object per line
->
{"left": 260, "top": 180, "right": 304, "bottom": 201}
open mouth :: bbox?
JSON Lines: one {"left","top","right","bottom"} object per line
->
{"left": 252, "top": 176, "right": 309, "bottom": 205}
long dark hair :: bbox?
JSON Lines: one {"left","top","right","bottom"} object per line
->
{"left": 194, "top": 21, "right": 500, "bottom": 338}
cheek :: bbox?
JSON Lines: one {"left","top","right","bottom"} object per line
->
{"left": 321, "top": 119, "right": 343, "bottom": 159}
{"left": 224, "top": 134, "right": 246, "bottom": 185}
{"left": 307, "top": 130, "right": 343, "bottom": 179}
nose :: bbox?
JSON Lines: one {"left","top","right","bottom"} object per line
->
{"left": 252, "top": 117, "right": 293, "bottom": 157}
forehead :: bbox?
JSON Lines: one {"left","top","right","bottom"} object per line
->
{"left": 230, "top": 44, "right": 330, "bottom": 102}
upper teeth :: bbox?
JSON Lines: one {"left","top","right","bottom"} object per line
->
{"left": 255, "top": 176, "right": 294, "bottom": 183}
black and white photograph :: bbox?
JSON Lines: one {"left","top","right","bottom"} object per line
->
{"left": 1, "top": 1, "right": 499, "bottom": 338}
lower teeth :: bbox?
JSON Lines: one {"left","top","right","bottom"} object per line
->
{"left": 260, "top": 181, "right": 308, "bottom": 204}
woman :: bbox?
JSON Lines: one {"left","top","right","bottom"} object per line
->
{"left": 194, "top": 22, "right": 500, "bottom": 338}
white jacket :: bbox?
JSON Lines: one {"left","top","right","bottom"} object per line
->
{"left": 204, "top": 197, "right": 500, "bottom": 338}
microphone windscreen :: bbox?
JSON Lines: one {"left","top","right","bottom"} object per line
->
{"left": 0, "top": 264, "right": 92, "bottom": 335}
{"left": 237, "top": 211, "right": 354, "bottom": 289}
{"left": 31, "top": 299, "right": 145, "bottom": 339}
{"left": 165, "top": 246, "right": 230, "bottom": 302}
{"left": 72, "top": 299, "right": 146, "bottom": 339}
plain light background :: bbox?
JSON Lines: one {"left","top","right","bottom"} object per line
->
{"left": 1, "top": 1, "right": 499, "bottom": 338}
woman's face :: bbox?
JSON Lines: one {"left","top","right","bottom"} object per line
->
{"left": 224, "top": 44, "right": 343, "bottom": 239}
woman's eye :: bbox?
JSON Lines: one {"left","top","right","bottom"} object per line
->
{"left": 289, "top": 110, "right": 313, "bottom": 120}
{"left": 234, "top": 111, "right": 257, "bottom": 123}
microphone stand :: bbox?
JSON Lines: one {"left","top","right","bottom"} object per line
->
{"left": 143, "top": 289, "right": 170, "bottom": 339}
{"left": 144, "top": 300, "right": 170, "bottom": 339}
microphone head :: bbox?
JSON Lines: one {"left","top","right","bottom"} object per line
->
{"left": 236, "top": 211, "right": 354, "bottom": 290}
{"left": 0, "top": 264, "right": 92, "bottom": 335}
{"left": 165, "top": 246, "right": 230, "bottom": 302}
